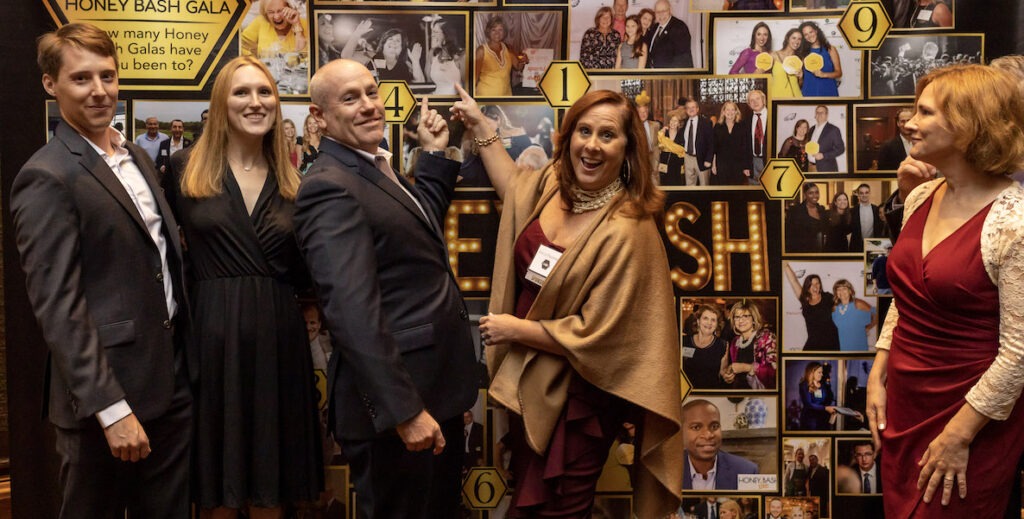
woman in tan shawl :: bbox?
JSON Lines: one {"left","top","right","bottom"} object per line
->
{"left": 452, "top": 84, "right": 682, "bottom": 518}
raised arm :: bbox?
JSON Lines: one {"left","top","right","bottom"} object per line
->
{"left": 451, "top": 83, "right": 515, "bottom": 199}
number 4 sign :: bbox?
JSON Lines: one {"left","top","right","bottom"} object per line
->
{"left": 376, "top": 81, "right": 417, "bottom": 124}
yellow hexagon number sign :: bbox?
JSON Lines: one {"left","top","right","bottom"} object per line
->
{"left": 759, "top": 158, "right": 805, "bottom": 200}
{"left": 378, "top": 81, "right": 417, "bottom": 125}
{"left": 539, "top": 61, "right": 591, "bottom": 108}
{"left": 839, "top": 0, "right": 893, "bottom": 50}
{"left": 462, "top": 467, "right": 507, "bottom": 509}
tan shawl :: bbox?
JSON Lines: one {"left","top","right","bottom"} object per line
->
{"left": 487, "top": 165, "right": 683, "bottom": 518}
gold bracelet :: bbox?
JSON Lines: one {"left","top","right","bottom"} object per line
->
{"left": 473, "top": 132, "right": 500, "bottom": 148}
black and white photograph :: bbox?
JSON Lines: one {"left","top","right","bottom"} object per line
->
{"left": 868, "top": 33, "right": 983, "bottom": 98}
{"left": 679, "top": 297, "right": 779, "bottom": 391}
{"left": 782, "top": 260, "right": 879, "bottom": 353}
{"left": 681, "top": 396, "right": 779, "bottom": 492}
{"left": 317, "top": 11, "right": 470, "bottom": 96}
{"left": 570, "top": 0, "right": 707, "bottom": 71}
{"left": 888, "top": 0, "right": 954, "bottom": 29}
{"left": 852, "top": 104, "right": 914, "bottom": 172}
{"left": 773, "top": 103, "right": 848, "bottom": 174}
{"left": 712, "top": 17, "right": 864, "bottom": 98}
{"left": 473, "top": 11, "right": 564, "bottom": 97}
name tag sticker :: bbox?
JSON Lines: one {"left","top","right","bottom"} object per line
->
{"left": 682, "top": 347, "right": 696, "bottom": 359}
{"left": 917, "top": 8, "right": 933, "bottom": 21}
{"left": 525, "top": 244, "right": 562, "bottom": 286}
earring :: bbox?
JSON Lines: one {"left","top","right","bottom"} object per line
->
{"left": 620, "top": 159, "right": 632, "bottom": 185}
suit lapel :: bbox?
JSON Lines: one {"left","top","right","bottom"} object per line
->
{"left": 322, "top": 139, "right": 440, "bottom": 238}
{"left": 131, "top": 142, "right": 183, "bottom": 262}
{"left": 59, "top": 124, "right": 151, "bottom": 236}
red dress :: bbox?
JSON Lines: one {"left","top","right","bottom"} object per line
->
{"left": 507, "top": 219, "right": 632, "bottom": 518}
{"left": 882, "top": 192, "right": 1024, "bottom": 517}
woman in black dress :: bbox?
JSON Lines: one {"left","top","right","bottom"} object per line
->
{"left": 165, "top": 56, "right": 323, "bottom": 518}
{"left": 824, "top": 191, "right": 853, "bottom": 252}
{"left": 785, "top": 262, "right": 840, "bottom": 351}
{"left": 682, "top": 304, "right": 727, "bottom": 389}
{"left": 711, "top": 101, "right": 753, "bottom": 186}
{"left": 785, "top": 181, "right": 826, "bottom": 252}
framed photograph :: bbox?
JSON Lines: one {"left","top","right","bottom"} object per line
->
{"left": 781, "top": 437, "right": 832, "bottom": 516}
{"left": 789, "top": 0, "right": 850, "bottom": 10}
{"left": 131, "top": 100, "right": 211, "bottom": 176}
{"left": 840, "top": 357, "right": 873, "bottom": 432}
{"left": 240, "top": 0, "right": 311, "bottom": 96}
{"left": 835, "top": 438, "right": 882, "bottom": 495}
{"left": 679, "top": 297, "right": 779, "bottom": 392}
{"left": 317, "top": 11, "right": 470, "bottom": 97}
{"left": 323, "top": 465, "right": 351, "bottom": 518}
{"left": 773, "top": 103, "right": 848, "bottom": 174}
{"left": 888, "top": 0, "right": 954, "bottom": 29}
{"left": 569, "top": 0, "right": 707, "bottom": 71}
{"left": 773, "top": 496, "right": 821, "bottom": 519}
{"left": 472, "top": 11, "right": 565, "bottom": 98}
{"left": 681, "top": 396, "right": 779, "bottom": 492}
{"left": 852, "top": 104, "right": 914, "bottom": 172}
{"left": 863, "top": 238, "right": 893, "bottom": 297}
{"left": 868, "top": 33, "right": 983, "bottom": 98}
{"left": 782, "top": 260, "right": 881, "bottom": 352}
{"left": 679, "top": 496, "right": 762, "bottom": 518}
{"left": 782, "top": 179, "right": 896, "bottom": 255}
{"left": 712, "top": 17, "right": 864, "bottom": 99}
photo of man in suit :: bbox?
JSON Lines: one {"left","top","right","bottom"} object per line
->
{"left": 851, "top": 442, "right": 881, "bottom": 494}
{"left": 808, "top": 105, "right": 845, "bottom": 172}
{"left": 647, "top": 0, "right": 693, "bottom": 68}
{"left": 682, "top": 97, "right": 713, "bottom": 186}
{"left": 876, "top": 107, "right": 913, "bottom": 171}
{"left": 463, "top": 410, "right": 484, "bottom": 471}
{"left": 682, "top": 399, "right": 758, "bottom": 490}
{"left": 850, "top": 183, "right": 883, "bottom": 252}
{"left": 806, "top": 453, "right": 830, "bottom": 514}
{"left": 295, "top": 59, "right": 478, "bottom": 519}
{"left": 746, "top": 89, "right": 768, "bottom": 183}
{"left": 155, "top": 119, "right": 192, "bottom": 177}
{"left": 11, "top": 23, "right": 191, "bottom": 518}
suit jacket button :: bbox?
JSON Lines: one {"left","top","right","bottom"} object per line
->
{"left": 459, "top": 308, "right": 468, "bottom": 320}
{"left": 156, "top": 272, "right": 164, "bottom": 282}
{"left": 163, "top": 319, "right": 172, "bottom": 329}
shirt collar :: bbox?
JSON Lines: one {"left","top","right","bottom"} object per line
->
{"left": 83, "top": 127, "right": 129, "bottom": 162}
{"left": 324, "top": 136, "right": 390, "bottom": 165}
{"left": 688, "top": 453, "right": 718, "bottom": 483}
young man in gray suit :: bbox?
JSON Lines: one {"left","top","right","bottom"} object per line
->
{"left": 11, "top": 23, "right": 191, "bottom": 519}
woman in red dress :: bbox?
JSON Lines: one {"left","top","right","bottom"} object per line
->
{"left": 866, "top": 64, "right": 1024, "bottom": 517}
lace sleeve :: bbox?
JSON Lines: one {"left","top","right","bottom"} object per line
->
{"left": 966, "top": 184, "right": 1024, "bottom": 420}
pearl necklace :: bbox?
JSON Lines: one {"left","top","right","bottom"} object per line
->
{"left": 837, "top": 302, "right": 850, "bottom": 315}
{"left": 570, "top": 178, "right": 623, "bottom": 214}
{"left": 736, "top": 332, "right": 755, "bottom": 349}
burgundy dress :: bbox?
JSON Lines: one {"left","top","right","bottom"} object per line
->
{"left": 507, "top": 219, "right": 631, "bottom": 518}
{"left": 882, "top": 193, "right": 1024, "bottom": 517}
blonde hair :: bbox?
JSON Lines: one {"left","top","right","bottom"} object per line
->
{"left": 915, "top": 64, "right": 1024, "bottom": 175}
{"left": 718, "top": 101, "right": 743, "bottom": 124}
{"left": 181, "top": 56, "right": 299, "bottom": 199}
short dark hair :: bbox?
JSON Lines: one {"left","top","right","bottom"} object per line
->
{"left": 37, "top": 23, "right": 118, "bottom": 79}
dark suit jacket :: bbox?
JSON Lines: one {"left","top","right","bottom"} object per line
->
{"left": 810, "top": 122, "right": 845, "bottom": 172}
{"left": 465, "top": 422, "right": 484, "bottom": 468}
{"left": 807, "top": 465, "right": 830, "bottom": 508}
{"left": 647, "top": 16, "right": 693, "bottom": 68}
{"left": 877, "top": 135, "right": 907, "bottom": 171}
{"left": 294, "top": 138, "right": 477, "bottom": 441}
{"left": 11, "top": 122, "right": 189, "bottom": 429}
{"left": 155, "top": 137, "right": 192, "bottom": 177}
{"left": 683, "top": 450, "right": 758, "bottom": 490}
{"left": 849, "top": 203, "right": 883, "bottom": 252}
{"left": 685, "top": 115, "right": 715, "bottom": 169}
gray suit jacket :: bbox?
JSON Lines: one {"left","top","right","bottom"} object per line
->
{"left": 11, "top": 122, "right": 189, "bottom": 429}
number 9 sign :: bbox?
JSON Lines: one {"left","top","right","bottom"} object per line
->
{"left": 839, "top": 0, "right": 893, "bottom": 50}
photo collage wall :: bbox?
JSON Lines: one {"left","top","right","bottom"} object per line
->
{"left": 97, "top": 0, "right": 987, "bottom": 517}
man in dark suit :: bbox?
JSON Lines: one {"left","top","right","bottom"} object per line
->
{"left": 647, "top": 0, "right": 693, "bottom": 68}
{"left": 852, "top": 441, "right": 882, "bottom": 494}
{"left": 155, "top": 119, "right": 191, "bottom": 178}
{"left": 682, "top": 399, "right": 758, "bottom": 490}
{"left": 808, "top": 105, "right": 845, "bottom": 172}
{"left": 877, "top": 107, "right": 913, "bottom": 170}
{"left": 807, "top": 453, "right": 830, "bottom": 513}
{"left": 295, "top": 59, "right": 477, "bottom": 519}
{"left": 11, "top": 23, "right": 191, "bottom": 518}
{"left": 681, "top": 97, "right": 714, "bottom": 186}
{"left": 850, "top": 183, "right": 884, "bottom": 252}
{"left": 463, "top": 410, "right": 484, "bottom": 471}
